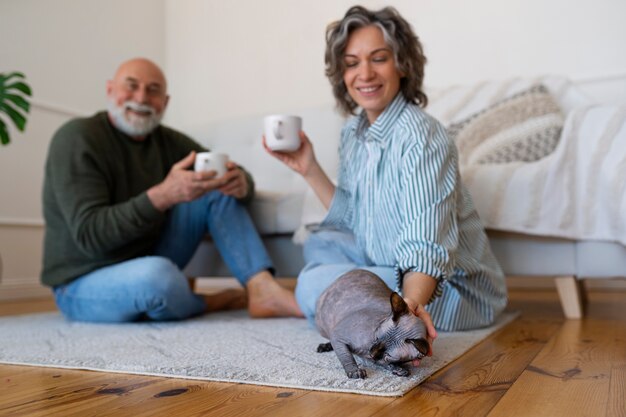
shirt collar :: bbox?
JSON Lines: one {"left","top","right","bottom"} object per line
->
{"left": 353, "top": 93, "right": 408, "bottom": 147}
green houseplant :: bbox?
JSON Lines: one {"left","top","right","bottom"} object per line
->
{"left": 0, "top": 72, "right": 32, "bottom": 145}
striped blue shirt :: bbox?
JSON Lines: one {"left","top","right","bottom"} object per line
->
{"left": 322, "top": 94, "right": 507, "bottom": 329}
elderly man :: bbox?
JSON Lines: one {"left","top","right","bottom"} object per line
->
{"left": 42, "top": 57, "right": 301, "bottom": 322}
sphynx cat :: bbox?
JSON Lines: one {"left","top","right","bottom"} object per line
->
{"left": 315, "top": 269, "right": 430, "bottom": 379}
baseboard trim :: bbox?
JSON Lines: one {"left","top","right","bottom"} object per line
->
{"left": 1, "top": 275, "right": 623, "bottom": 301}
{"left": 0, "top": 218, "right": 45, "bottom": 227}
{"left": 0, "top": 281, "right": 51, "bottom": 301}
{"left": 506, "top": 276, "right": 626, "bottom": 290}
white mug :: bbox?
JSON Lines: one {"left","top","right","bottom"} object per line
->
{"left": 194, "top": 152, "right": 228, "bottom": 177}
{"left": 264, "top": 115, "right": 302, "bottom": 152}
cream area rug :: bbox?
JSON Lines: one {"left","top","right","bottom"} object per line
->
{"left": 0, "top": 310, "right": 517, "bottom": 397}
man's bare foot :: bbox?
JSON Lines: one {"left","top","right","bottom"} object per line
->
{"left": 201, "top": 288, "right": 248, "bottom": 313}
{"left": 246, "top": 272, "right": 303, "bottom": 318}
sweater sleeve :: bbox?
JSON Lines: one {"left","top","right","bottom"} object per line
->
{"left": 237, "top": 167, "right": 256, "bottom": 204}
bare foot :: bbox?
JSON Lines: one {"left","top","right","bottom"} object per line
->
{"left": 246, "top": 272, "right": 303, "bottom": 318}
{"left": 201, "top": 288, "right": 248, "bottom": 313}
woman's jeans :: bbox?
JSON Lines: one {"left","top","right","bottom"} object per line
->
{"left": 295, "top": 229, "right": 397, "bottom": 324}
{"left": 54, "top": 191, "right": 273, "bottom": 322}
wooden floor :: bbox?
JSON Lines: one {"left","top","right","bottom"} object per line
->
{"left": 1, "top": 284, "right": 625, "bottom": 417}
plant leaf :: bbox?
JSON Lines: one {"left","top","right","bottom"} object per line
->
{"left": 3, "top": 94, "right": 30, "bottom": 112}
{"left": 0, "top": 103, "right": 27, "bottom": 131}
{"left": 0, "top": 72, "right": 26, "bottom": 85}
{"left": 0, "top": 119, "right": 9, "bottom": 145}
{"left": 0, "top": 72, "right": 32, "bottom": 145}
{"left": 4, "top": 82, "right": 32, "bottom": 96}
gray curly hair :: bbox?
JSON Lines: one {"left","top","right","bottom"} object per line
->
{"left": 325, "top": 5, "right": 428, "bottom": 115}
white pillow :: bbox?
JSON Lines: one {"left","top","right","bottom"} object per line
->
{"left": 446, "top": 84, "right": 565, "bottom": 166}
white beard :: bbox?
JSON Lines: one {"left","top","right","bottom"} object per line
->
{"left": 107, "top": 100, "right": 164, "bottom": 137}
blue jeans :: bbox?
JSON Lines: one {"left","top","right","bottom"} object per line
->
{"left": 54, "top": 191, "right": 273, "bottom": 322}
{"left": 295, "top": 229, "right": 397, "bottom": 323}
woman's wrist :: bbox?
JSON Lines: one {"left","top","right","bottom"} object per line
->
{"left": 402, "top": 271, "right": 437, "bottom": 307}
{"left": 302, "top": 158, "right": 323, "bottom": 181}
{"left": 304, "top": 162, "right": 336, "bottom": 209}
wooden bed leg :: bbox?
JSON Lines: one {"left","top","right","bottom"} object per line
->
{"left": 554, "top": 276, "right": 585, "bottom": 319}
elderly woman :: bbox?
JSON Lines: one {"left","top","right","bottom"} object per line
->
{"left": 266, "top": 6, "right": 507, "bottom": 351}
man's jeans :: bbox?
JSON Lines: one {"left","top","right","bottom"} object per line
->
{"left": 54, "top": 191, "right": 273, "bottom": 322}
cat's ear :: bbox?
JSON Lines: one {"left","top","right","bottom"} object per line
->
{"left": 369, "top": 340, "right": 386, "bottom": 361}
{"left": 390, "top": 292, "right": 409, "bottom": 322}
{"left": 407, "top": 338, "right": 430, "bottom": 356}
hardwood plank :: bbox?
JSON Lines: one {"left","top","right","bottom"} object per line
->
{"left": 0, "top": 367, "right": 152, "bottom": 416}
{"left": 0, "top": 365, "right": 311, "bottom": 417}
{"left": 608, "top": 364, "right": 626, "bottom": 417}
{"left": 0, "top": 366, "right": 112, "bottom": 408}
{"left": 58, "top": 379, "right": 231, "bottom": 417}
{"left": 259, "top": 390, "right": 394, "bottom": 417}
{"left": 129, "top": 383, "right": 309, "bottom": 417}
{"left": 487, "top": 318, "right": 617, "bottom": 417}
{"left": 370, "top": 315, "right": 562, "bottom": 417}
{"left": 0, "top": 365, "right": 238, "bottom": 417}
{"left": 608, "top": 318, "right": 626, "bottom": 417}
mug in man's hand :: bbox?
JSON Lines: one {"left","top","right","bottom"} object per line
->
{"left": 194, "top": 152, "right": 228, "bottom": 177}
{"left": 264, "top": 115, "right": 302, "bottom": 152}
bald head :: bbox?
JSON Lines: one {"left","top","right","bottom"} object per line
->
{"left": 111, "top": 58, "right": 168, "bottom": 93}
{"left": 106, "top": 58, "right": 169, "bottom": 139}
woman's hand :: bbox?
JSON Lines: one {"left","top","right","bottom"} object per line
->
{"left": 404, "top": 298, "right": 437, "bottom": 358}
{"left": 264, "top": 130, "right": 336, "bottom": 209}
{"left": 402, "top": 271, "right": 438, "bottom": 357}
{"left": 263, "top": 131, "right": 317, "bottom": 177}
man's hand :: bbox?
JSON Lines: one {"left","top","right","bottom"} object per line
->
{"left": 147, "top": 151, "right": 228, "bottom": 211}
{"left": 218, "top": 161, "right": 249, "bottom": 199}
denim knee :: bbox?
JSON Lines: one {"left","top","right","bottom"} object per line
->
{"left": 203, "top": 190, "right": 237, "bottom": 210}
{"left": 294, "top": 263, "right": 323, "bottom": 322}
{"left": 302, "top": 232, "right": 334, "bottom": 263}
{"left": 133, "top": 256, "right": 189, "bottom": 298}
{"left": 303, "top": 229, "right": 367, "bottom": 265}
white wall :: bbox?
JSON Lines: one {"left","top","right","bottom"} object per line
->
{"left": 0, "top": 0, "right": 164, "bottom": 292}
{"left": 164, "top": 0, "right": 626, "bottom": 130}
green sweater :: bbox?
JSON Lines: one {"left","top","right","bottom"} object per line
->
{"left": 41, "top": 112, "right": 254, "bottom": 287}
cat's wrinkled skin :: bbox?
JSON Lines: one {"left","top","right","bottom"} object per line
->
{"left": 315, "top": 269, "right": 430, "bottom": 379}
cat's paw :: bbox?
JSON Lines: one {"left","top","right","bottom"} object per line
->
{"left": 317, "top": 342, "right": 333, "bottom": 353}
{"left": 347, "top": 368, "right": 367, "bottom": 379}
{"left": 391, "top": 366, "right": 410, "bottom": 377}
